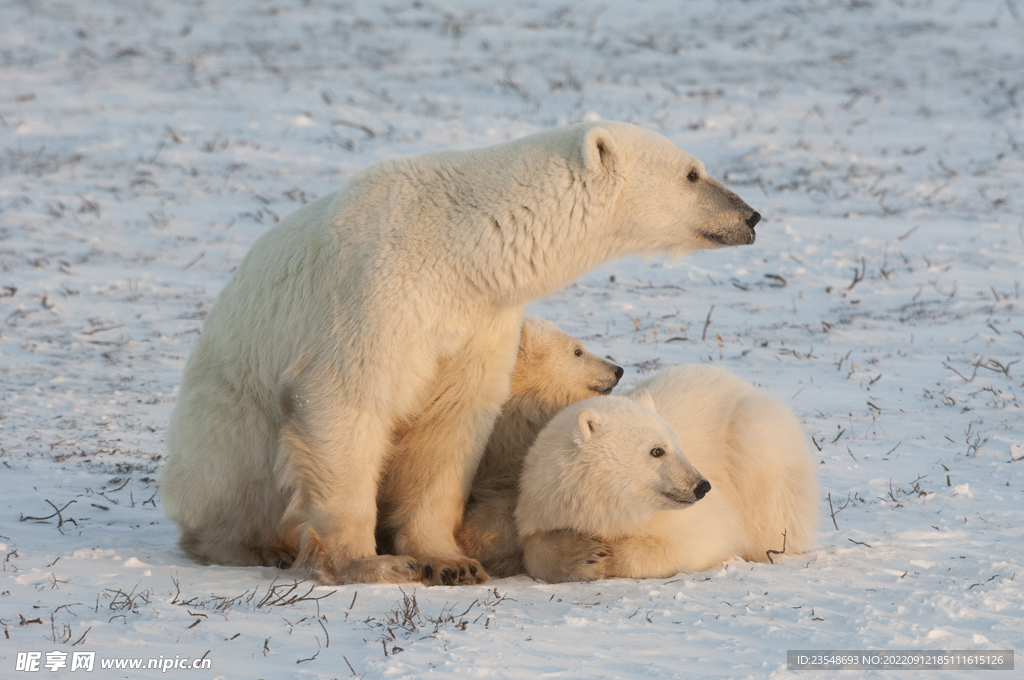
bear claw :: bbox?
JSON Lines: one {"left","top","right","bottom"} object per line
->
{"left": 418, "top": 556, "right": 489, "bottom": 586}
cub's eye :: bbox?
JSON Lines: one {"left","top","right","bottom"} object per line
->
{"left": 650, "top": 447, "right": 665, "bottom": 458}
{"left": 574, "top": 348, "right": 583, "bottom": 357}
{"left": 687, "top": 170, "right": 699, "bottom": 183}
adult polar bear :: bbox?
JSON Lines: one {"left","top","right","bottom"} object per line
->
{"left": 160, "top": 121, "right": 761, "bottom": 585}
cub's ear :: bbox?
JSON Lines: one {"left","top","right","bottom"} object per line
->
{"left": 630, "top": 389, "right": 657, "bottom": 413}
{"left": 582, "top": 126, "right": 618, "bottom": 176}
{"left": 517, "top": 318, "right": 536, "bottom": 357}
{"left": 575, "top": 408, "right": 601, "bottom": 443}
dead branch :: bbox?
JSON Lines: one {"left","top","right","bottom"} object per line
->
{"left": 942, "top": 361, "right": 975, "bottom": 383}
{"left": 331, "top": 119, "right": 376, "bottom": 138}
{"left": 20, "top": 500, "right": 77, "bottom": 530}
{"left": 978, "top": 358, "right": 1018, "bottom": 378}
{"left": 701, "top": 305, "right": 714, "bottom": 341}
{"left": 846, "top": 257, "right": 866, "bottom": 291}
{"left": 827, "top": 492, "right": 851, "bottom": 530}
{"left": 766, "top": 530, "right": 787, "bottom": 564}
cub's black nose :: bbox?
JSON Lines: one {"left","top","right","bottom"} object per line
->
{"left": 746, "top": 212, "right": 761, "bottom": 229}
{"left": 694, "top": 479, "right": 711, "bottom": 500}
{"left": 614, "top": 365, "right": 624, "bottom": 381}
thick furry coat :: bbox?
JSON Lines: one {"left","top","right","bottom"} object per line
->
{"left": 159, "top": 122, "right": 760, "bottom": 585}
{"left": 517, "top": 365, "right": 818, "bottom": 582}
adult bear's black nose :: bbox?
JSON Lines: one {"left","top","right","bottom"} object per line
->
{"left": 614, "top": 365, "right": 624, "bottom": 381}
{"left": 746, "top": 211, "right": 761, "bottom": 229}
{"left": 694, "top": 479, "right": 711, "bottom": 500}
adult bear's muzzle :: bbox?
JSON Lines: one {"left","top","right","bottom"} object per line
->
{"left": 698, "top": 178, "right": 760, "bottom": 247}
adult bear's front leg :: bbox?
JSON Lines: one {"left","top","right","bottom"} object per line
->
{"left": 380, "top": 385, "right": 495, "bottom": 585}
{"left": 379, "top": 314, "right": 522, "bottom": 585}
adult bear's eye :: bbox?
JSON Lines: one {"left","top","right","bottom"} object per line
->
{"left": 574, "top": 348, "right": 583, "bottom": 357}
{"left": 687, "top": 170, "right": 699, "bottom": 182}
{"left": 650, "top": 447, "right": 665, "bottom": 458}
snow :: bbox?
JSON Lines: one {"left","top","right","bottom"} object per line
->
{"left": 1, "top": 0, "right": 1022, "bottom": 677}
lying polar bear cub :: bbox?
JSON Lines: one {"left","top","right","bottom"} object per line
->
{"left": 516, "top": 365, "right": 818, "bottom": 582}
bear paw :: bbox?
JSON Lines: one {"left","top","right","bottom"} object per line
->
{"left": 563, "top": 535, "right": 615, "bottom": 582}
{"left": 418, "top": 556, "right": 490, "bottom": 586}
{"left": 252, "top": 545, "right": 297, "bottom": 570}
{"left": 312, "top": 555, "right": 422, "bottom": 585}
{"left": 522, "top": 530, "right": 615, "bottom": 583}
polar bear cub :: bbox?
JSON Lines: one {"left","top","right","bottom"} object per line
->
{"left": 516, "top": 365, "right": 818, "bottom": 582}
{"left": 454, "top": 317, "right": 623, "bottom": 577}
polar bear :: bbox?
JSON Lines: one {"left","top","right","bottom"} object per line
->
{"left": 447, "top": 317, "right": 622, "bottom": 577}
{"left": 517, "top": 365, "right": 817, "bottom": 582}
{"left": 159, "top": 121, "right": 761, "bottom": 585}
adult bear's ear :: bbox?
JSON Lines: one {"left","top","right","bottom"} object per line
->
{"left": 575, "top": 408, "right": 601, "bottom": 443}
{"left": 582, "top": 126, "right": 618, "bottom": 176}
{"left": 630, "top": 389, "right": 657, "bottom": 413}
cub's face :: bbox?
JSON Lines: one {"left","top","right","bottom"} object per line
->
{"left": 511, "top": 317, "right": 623, "bottom": 407}
{"left": 574, "top": 395, "right": 710, "bottom": 514}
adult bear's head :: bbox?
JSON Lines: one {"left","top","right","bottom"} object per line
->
{"left": 437, "top": 120, "right": 761, "bottom": 304}
{"left": 578, "top": 121, "right": 760, "bottom": 257}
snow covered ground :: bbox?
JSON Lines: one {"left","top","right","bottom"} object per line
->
{"left": 2, "top": 0, "right": 1022, "bottom": 677}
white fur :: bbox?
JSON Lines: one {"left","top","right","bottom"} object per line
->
{"left": 517, "top": 364, "right": 818, "bottom": 582}
{"left": 517, "top": 394, "right": 708, "bottom": 539}
{"left": 158, "top": 122, "right": 759, "bottom": 585}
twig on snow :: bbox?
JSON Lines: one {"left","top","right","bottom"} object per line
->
{"left": 846, "top": 257, "right": 866, "bottom": 291}
{"left": 701, "top": 305, "right": 714, "bottom": 341}
{"left": 20, "top": 500, "right": 77, "bottom": 530}
{"left": 827, "top": 492, "right": 851, "bottom": 530}
{"left": 766, "top": 530, "right": 787, "bottom": 564}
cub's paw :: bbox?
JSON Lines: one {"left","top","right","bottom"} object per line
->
{"left": 522, "top": 530, "right": 615, "bottom": 583}
{"left": 418, "top": 556, "right": 490, "bottom": 586}
{"left": 563, "top": 534, "right": 615, "bottom": 582}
